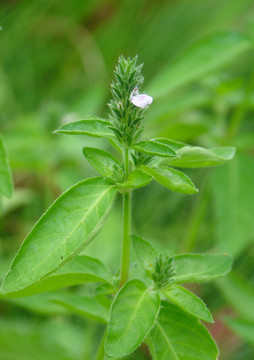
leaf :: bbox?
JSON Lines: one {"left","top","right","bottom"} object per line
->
{"left": 52, "top": 293, "right": 110, "bottom": 323}
{"left": 95, "top": 283, "right": 115, "bottom": 296}
{"left": 147, "top": 31, "right": 251, "bottom": 98}
{"left": 119, "top": 169, "right": 152, "bottom": 189}
{"left": 174, "top": 254, "right": 233, "bottom": 284}
{"left": 154, "top": 138, "right": 186, "bottom": 151}
{"left": 83, "top": 147, "right": 121, "bottom": 178}
{"left": 0, "top": 135, "right": 13, "bottom": 198}
{"left": 105, "top": 279, "right": 160, "bottom": 358}
{"left": 149, "top": 301, "right": 218, "bottom": 360}
{"left": 141, "top": 165, "right": 198, "bottom": 194}
{"left": 164, "top": 285, "right": 213, "bottom": 323}
{"left": 163, "top": 146, "right": 236, "bottom": 168}
{"left": 216, "top": 272, "right": 254, "bottom": 321}
{"left": 133, "top": 140, "right": 177, "bottom": 157}
{"left": 1, "top": 178, "right": 117, "bottom": 293}
{"left": 224, "top": 317, "right": 254, "bottom": 345}
{"left": 131, "top": 234, "right": 158, "bottom": 273}
{"left": 54, "top": 118, "right": 114, "bottom": 138}
{"left": 0, "top": 255, "right": 112, "bottom": 298}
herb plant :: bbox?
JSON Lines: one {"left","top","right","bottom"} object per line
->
{"left": 0, "top": 56, "right": 235, "bottom": 359}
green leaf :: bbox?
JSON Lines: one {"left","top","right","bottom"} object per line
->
{"left": 1, "top": 178, "right": 117, "bottom": 293}
{"left": 95, "top": 283, "right": 115, "bottom": 296}
{"left": 0, "top": 135, "right": 13, "bottom": 198}
{"left": 147, "top": 31, "right": 251, "bottom": 98}
{"left": 163, "top": 146, "right": 236, "bottom": 168}
{"left": 164, "top": 284, "right": 213, "bottom": 323}
{"left": 0, "top": 255, "right": 112, "bottom": 298}
{"left": 174, "top": 254, "right": 233, "bottom": 284}
{"left": 83, "top": 147, "right": 121, "bottom": 178}
{"left": 105, "top": 279, "right": 160, "bottom": 358}
{"left": 54, "top": 118, "right": 114, "bottom": 138}
{"left": 131, "top": 234, "right": 158, "bottom": 273}
{"left": 154, "top": 138, "right": 186, "bottom": 151}
{"left": 216, "top": 272, "right": 254, "bottom": 321}
{"left": 224, "top": 317, "right": 254, "bottom": 346}
{"left": 52, "top": 293, "right": 110, "bottom": 324}
{"left": 119, "top": 169, "right": 152, "bottom": 189}
{"left": 133, "top": 140, "right": 177, "bottom": 157}
{"left": 141, "top": 165, "right": 198, "bottom": 194}
{"left": 149, "top": 301, "right": 218, "bottom": 360}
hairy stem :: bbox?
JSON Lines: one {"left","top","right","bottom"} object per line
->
{"left": 120, "top": 148, "right": 132, "bottom": 287}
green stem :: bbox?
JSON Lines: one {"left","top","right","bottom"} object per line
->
{"left": 124, "top": 148, "right": 130, "bottom": 178}
{"left": 120, "top": 148, "right": 132, "bottom": 287}
{"left": 95, "top": 330, "right": 107, "bottom": 360}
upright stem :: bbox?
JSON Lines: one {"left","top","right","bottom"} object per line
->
{"left": 120, "top": 148, "right": 132, "bottom": 287}
{"left": 95, "top": 330, "right": 107, "bottom": 360}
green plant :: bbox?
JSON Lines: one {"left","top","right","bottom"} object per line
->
{"left": 0, "top": 134, "right": 13, "bottom": 200}
{"left": 0, "top": 56, "right": 235, "bottom": 359}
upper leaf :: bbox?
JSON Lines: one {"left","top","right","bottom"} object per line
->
{"left": 105, "top": 279, "right": 160, "bottom": 358}
{"left": 1, "top": 177, "right": 117, "bottom": 293}
{"left": 141, "top": 165, "right": 198, "bottom": 194}
{"left": 154, "top": 137, "right": 186, "bottom": 151}
{"left": 174, "top": 253, "right": 233, "bottom": 283}
{"left": 133, "top": 140, "right": 177, "bottom": 157}
{"left": 83, "top": 147, "right": 121, "bottom": 179}
{"left": 54, "top": 118, "right": 115, "bottom": 138}
{"left": 0, "top": 135, "right": 13, "bottom": 198}
{"left": 119, "top": 169, "right": 152, "bottom": 189}
{"left": 131, "top": 234, "right": 158, "bottom": 273}
{"left": 149, "top": 301, "right": 218, "bottom": 360}
{"left": 163, "top": 146, "right": 236, "bottom": 168}
{"left": 147, "top": 31, "right": 251, "bottom": 98}
{"left": 0, "top": 255, "right": 112, "bottom": 298}
{"left": 164, "top": 284, "right": 213, "bottom": 323}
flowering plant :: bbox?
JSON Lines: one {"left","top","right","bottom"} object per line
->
{"left": 1, "top": 56, "right": 235, "bottom": 359}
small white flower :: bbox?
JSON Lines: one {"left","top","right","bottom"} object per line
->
{"left": 130, "top": 88, "right": 153, "bottom": 108}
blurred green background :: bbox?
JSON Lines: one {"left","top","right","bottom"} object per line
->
{"left": 1, "top": 0, "right": 254, "bottom": 359}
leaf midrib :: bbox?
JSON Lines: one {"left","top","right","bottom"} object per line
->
{"left": 5, "top": 185, "right": 115, "bottom": 288}
{"left": 112, "top": 285, "right": 149, "bottom": 345}
{"left": 175, "top": 263, "right": 227, "bottom": 282}
{"left": 157, "top": 322, "right": 179, "bottom": 360}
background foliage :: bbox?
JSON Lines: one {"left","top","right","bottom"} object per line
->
{"left": 1, "top": 0, "right": 254, "bottom": 359}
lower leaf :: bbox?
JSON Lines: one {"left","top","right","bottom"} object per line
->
{"left": 1, "top": 177, "right": 117, "bottom": 293}
{"left": 0, "top": 255, "right": 113, "bottom": 298}
{"left": 51, "top": 293, "right": 110, "bottom": 324}
{"left": 163, "top": 284, "right": 213, "bottom": 323}
{"left": 150, "top": 301, "right": 218, "bottom": 360}
{"left": 105, "top": 279, "right": 160, "bottom": 358}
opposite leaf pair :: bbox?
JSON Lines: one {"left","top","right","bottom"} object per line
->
{"left": 104, "top": 234, "right": 232, "bottom": 359}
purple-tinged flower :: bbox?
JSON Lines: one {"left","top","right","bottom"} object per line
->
{"left": 130, "top": 88, "right": 153, "bottom": 108}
